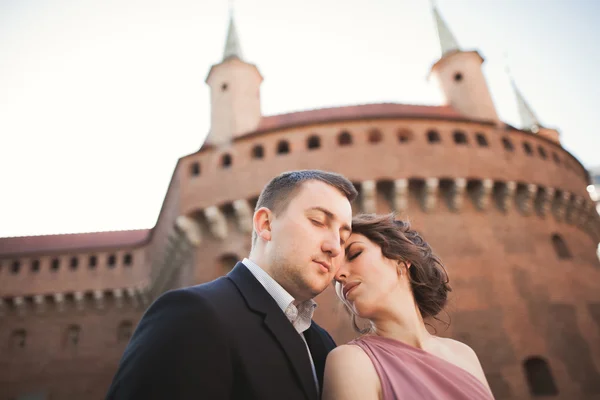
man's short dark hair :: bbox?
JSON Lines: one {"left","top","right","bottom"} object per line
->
{"left": 252, "top": 170, "right": 357, "bottom": 243}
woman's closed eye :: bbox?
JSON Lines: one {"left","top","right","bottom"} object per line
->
{"left": 348, "top": 251, "right": 362, "bottom": 261}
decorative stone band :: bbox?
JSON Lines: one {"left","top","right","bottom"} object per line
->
{"left": 536, "top": 187, "right": 555, "bottom": 217}
{"left": 204, "top": 206, "right": 228, "bottom": 240}
{"left": 175, "top": 215, "right": 202, "bottom": 245}
{"left": 474, "top": 179, "right": 494, "bottom": 211}
{"left": 361, "top": 180, "right": 377, "bottom": 214}
{"left": 178, "top": 180, "right": 600, "bottom": 243}
{"left": 393, "top": 179, "right": 409, "bottom": 212}
{"left": 233, "top": 199, "right": 253, "bottom": 233}
{"left": 449, "top": 178, "right": 467, "bottom": 212}
{"left": 516, "top": 183, "right": 538, "bottom": 215}
{"left": 0, "top": 286, "right": 149, "bottom": 317}
{"left": 498, "top": 181, "right": 517, "bottom": 212}
{"left": 423, "top": 178, "right": 439, "bottom": 212}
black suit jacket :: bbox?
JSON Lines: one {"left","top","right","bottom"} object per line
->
{"left": 106, "top": 262, "right": 336, "bottom": 400}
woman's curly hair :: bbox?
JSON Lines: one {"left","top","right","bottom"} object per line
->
{"left": 347, "top": 213, "right": 452, "bottom": 322}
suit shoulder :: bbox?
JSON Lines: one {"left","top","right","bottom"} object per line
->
{"left": 310, "top": 321, "right": 336, "bottom": 346}
{"left": 146, "top": 278, "right": 232, "bottom": 321}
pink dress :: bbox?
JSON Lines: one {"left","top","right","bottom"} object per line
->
{"left": 350, "top": 335, "right": 494, "bottom": 400}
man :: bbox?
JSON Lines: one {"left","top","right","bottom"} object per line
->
{"left": 106, "top": 170, "right": 357, "bottom": 400}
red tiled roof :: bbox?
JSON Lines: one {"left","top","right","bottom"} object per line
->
{"left": 0, "top": 229, "right": 151, "bottom": 258}
{"left": 254, "top": 103, "right": 465, "bottom": 133}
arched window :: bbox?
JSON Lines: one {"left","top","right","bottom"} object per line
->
{"left": 89, "top": 255, "right": 97, "bottom": 269}
{"left": 107, "top": 254, "right": 117, "bottom": 268}
{"left": 538, "top": 146, "right": 547, "bottom": 159}
{"left": 307, "top": 135, "right": 321, "bottom": 150}
{"left": 453, "top": 130, "right": 468, "bottom": 145}
{"left": 523, "top": 356, "right": 558, "bottom": 396}
{"left": 277, "top": 140, "right": 290, "bottom": 155}
{"left": 123, "top": 253, "right": 133, "bottom": 266}
{"left": 252, "top": 144, "right": 264, "bottom": 159}
{"left": 338, "top": 131, "right": 353, "bottom": 146}
{"left": 219, "top": 253, "right": 239, "bottom": 275}
{"left": 10, "top": 329, "right": 26, "bottom": 349}
{"left": 221, "top": 153, "right": 232, "bottom": 168}
{"left": 70, "top": 257, "right": 78, "bottom": 270}
{"left": 475, "top": 133, "right": 488, "bottom": 147}
{"left": 31, "top": 259, "right": 40, "bottom": 273}
{"left": 397, "top": 129, "right": 412, "bottom": 143}
{"left": 551, "top": 234, "right": 571, "bottom": 259}
{"left": 118, "top": 320, "right": 134, "bottom": 343}
{"left": 190, "top": 162, "right": 200, "bottom": 176}
{"left": 427, "top": 130, "right": 441, "bottom": 144}
{"left": 523, "top": 142, "right": 533, "bottom": 155}
{"left": 368, "top": 129, "right": 383, "bottom": 144}
{"left": 502, "top": 137, "right": 514, "bottom": 151}
{"left": 66, "top": 325, "right": 81, "bottom": 347}
{"left": 11, "top": 260, "right": 20, "bottom": 274}
{"left": 51, "top": 258, "right": 60, "bottom": 272}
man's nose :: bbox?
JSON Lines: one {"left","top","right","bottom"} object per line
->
{"left": 322, "top": 232, "right": 342, "bottom": 258}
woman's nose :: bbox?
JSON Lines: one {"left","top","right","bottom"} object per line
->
{"left": 334, "top": 265, "right": 348, "bottom": 282}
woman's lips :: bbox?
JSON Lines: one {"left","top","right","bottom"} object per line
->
{"left": 343, "top": 282, "right": 360, "bottom": 299}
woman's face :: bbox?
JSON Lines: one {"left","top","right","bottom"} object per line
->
{"left": 334, "top": 233, "right": 404, "bottom": 318}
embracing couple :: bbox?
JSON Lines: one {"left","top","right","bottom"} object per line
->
{"left": 106, "top": 170, "right": 494, "bottom": 400}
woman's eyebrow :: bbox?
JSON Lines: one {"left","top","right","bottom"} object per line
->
{"left": 345, "top": 241, "right": 359, "bottom": 255}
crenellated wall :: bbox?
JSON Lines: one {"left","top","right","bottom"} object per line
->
{"left": 0, "top": 247, "right": 146, "bottom": 298}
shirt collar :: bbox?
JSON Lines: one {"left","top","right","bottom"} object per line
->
{"left": 242, "top": 258, "right": 317, "bottom": 332}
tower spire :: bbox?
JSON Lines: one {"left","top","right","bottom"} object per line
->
{"left": 223, "top": 8, "right": 243, "bottom": 61}
{"left": 430, "top": 0, "right": 460, "bottom": 56}
{"left": 505, "top": 56, "right": 541, "bottom": 132}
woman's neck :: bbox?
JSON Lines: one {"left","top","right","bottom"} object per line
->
{"left": 370, "top": 301, "right": 432, "bottom": 349}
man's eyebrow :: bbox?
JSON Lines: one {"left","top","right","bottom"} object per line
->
{"left": 309, "top": 207, "right": 351, "bottom": 232}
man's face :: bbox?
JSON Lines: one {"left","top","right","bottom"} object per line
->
{"left": 267, "top": 180, "right": 353, "bottom": 302}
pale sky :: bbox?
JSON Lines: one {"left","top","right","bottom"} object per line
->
{"left": 0, "top": 0, "right": 598, "bottom": 238}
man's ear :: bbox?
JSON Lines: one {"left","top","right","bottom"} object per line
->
{"left": 253, "top": 207, "right": 273, "bottom": 242}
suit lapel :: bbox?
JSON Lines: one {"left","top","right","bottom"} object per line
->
{"left": 228, "top": 263, "right": 318, "bottom": 400}
{"left": 304, "top": 326, "right": 330, "bottom": 394}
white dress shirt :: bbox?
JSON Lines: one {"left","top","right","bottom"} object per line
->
{"left": 242, "top": 258, "right": 320, "bottom": 394}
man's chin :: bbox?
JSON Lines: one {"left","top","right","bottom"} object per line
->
{"left": 307, "top": 279, "right": 331, "bottom": 298}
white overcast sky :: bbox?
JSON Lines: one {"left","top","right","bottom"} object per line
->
{"left": 0, "top": 0, "right": 598, "bottom": 238}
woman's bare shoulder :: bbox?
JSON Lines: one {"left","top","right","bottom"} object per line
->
{"left": 323, "top": 343, "right": 381, "bottom": 400}
{"left": 440, "top": 337, "right": 477, "bottom": 356}
{"left": 437, "top": 337, "right": 492, "bottom": 391}
{"left": 328, "top": 343, "right": 371, "bottom": 363}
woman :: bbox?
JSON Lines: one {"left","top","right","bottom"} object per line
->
{"left": 323, "top": 214, "right": 494, "bottom": 400}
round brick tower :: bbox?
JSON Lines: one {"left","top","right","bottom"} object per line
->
{"left": 173, "top": 9, "right": 600, "bottom": 400}
{"left": 1, "top": 5, "right": 599, "bottom": 400}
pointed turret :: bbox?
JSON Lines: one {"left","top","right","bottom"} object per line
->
{"left": 511, "top": 80, "right": 541, "bottom": 133}
{"left": 428, "top": 2, "right": 500, "bottom": 123}
{"left": 204, "top": 13, "right": 263, "bottom": 147}
{"left": 505, "top": 63, "right": 541, "bottom": 132}
{"left": 431, "top": 0, "right": 460, "bottom": 56}
{"left": 505, "top": 62, "right": 560, "bottom": 143}
{"left": 223, "top": 13, "right": 243, "bottom": 61}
